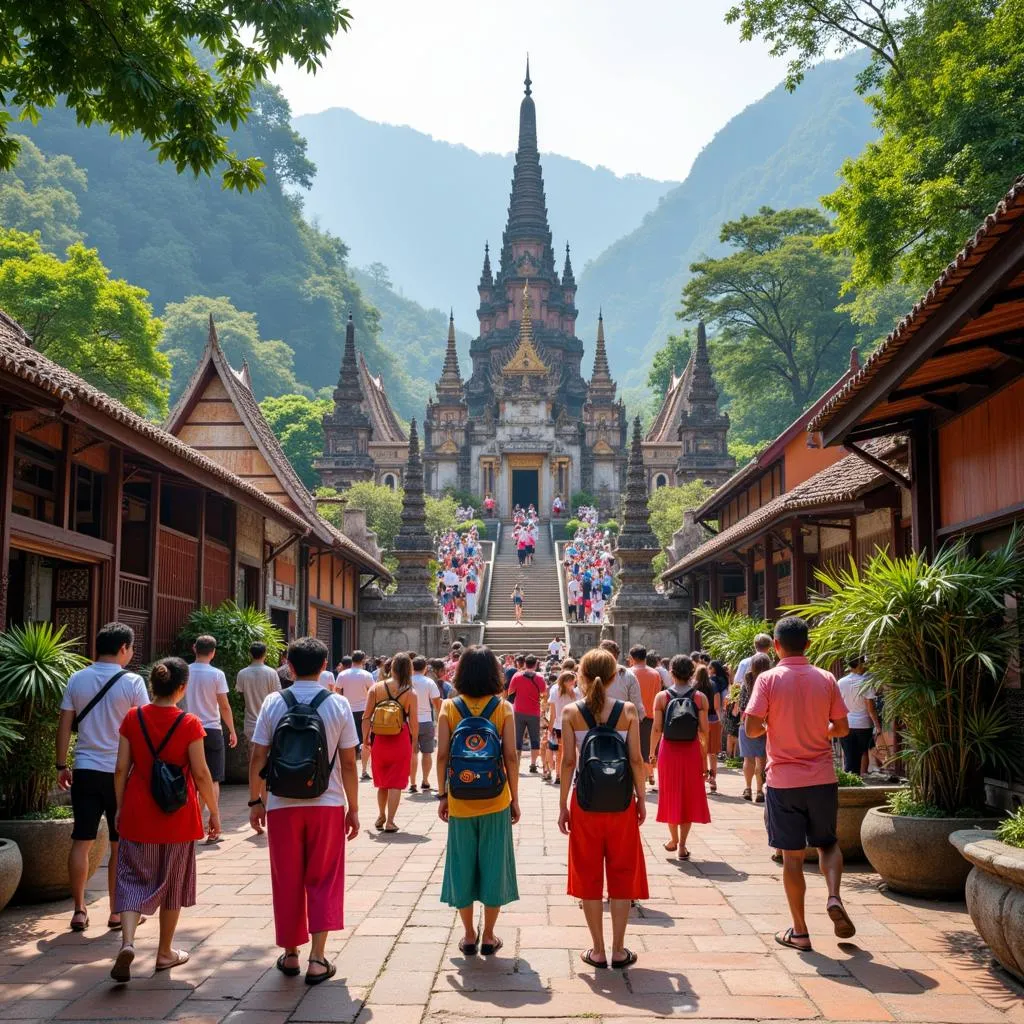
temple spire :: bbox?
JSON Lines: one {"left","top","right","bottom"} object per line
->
{"left": 392, "top": 419, "right": 434, "bottom": 596}
{"left": 479, "top": 242, "right": 493, "bottom": 289}
{"left": 502, "top": 280, "right": 549, "bottom": 376}
{"left": 562, "top": 242, "right": 575, "bottom": 289}
{"left": 504, "top": 61, "right": 550, "bottom": 244}
{"left": 588, "top": 310, "right": 615, "bottom": 399}
{"left": 524, "top": 54, "right": 532, "bottom": 96}
{"left": 436, "top": 310, "right": 463, "bottom": 399}
{"left": 684, "top": 320, "right": 720, "bottom": 409}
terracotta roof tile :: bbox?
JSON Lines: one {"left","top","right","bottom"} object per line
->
{"left": 358, "top": 354, "right": 408, "bottom": 444}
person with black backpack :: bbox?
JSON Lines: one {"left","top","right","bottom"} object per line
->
{"left": 249, "top": 637, "right": 360, "bottom": 986}
{"left": 558, "top": 648, "right": 648, "bottom": 971}
{"left": 648, "top": 654, "right": 710, "bottom": 862}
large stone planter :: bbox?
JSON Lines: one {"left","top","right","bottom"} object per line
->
{"left": 0, "top": 839, "right": 24, "bottom": 912}
{"left": 0, "top": 817, "right": 108, "bottom": 903}
{"left": 861, "top": 806, "right": 1001, "bottom": 898}
{"left": 224, "top": 730, "right": 250, "bottom": 785}
{"left": 950, "top": 830, "right": 1024, "bottom": 983}
{"left": 805, "top": 785, "right": 901, "bottom": 861}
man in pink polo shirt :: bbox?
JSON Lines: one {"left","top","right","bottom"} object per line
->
{"left": 744, "top": 616, "right": 853, "bottom": 951}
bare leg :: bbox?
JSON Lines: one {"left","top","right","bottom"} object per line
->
{"left": 307, "top": 931, "right": 329, "bottom": 977}
{"left": 678, "top": 821, "right": 693, "bottom": 857}
{"left": 743, "top": 757, "right": 754, "bottom": 790}
{"left": 458, "top": 905, "right": 477, "bottom": 945}
{"left": 610, "top": 898, "right": 631, "bottom": 962}
{"left": 409, "top": 748, "right": 418, "bottom": 787}
{"left": 107, "top": 840, "right": 119, "bottom": 923}
{"left": 665, "top": 822, "right": 679, "bottom": 850}
{"left": 376, "top": 788, "right": 387, "bottom": 817}
{"left": 580, "top": 899, "right": 606, "bottom": 964}
{"left": 481, "top": 905, "right": 501, "bottom": 946}
{"left": 422, "top": 753, "right": 433, "bottom": 786}
{"left": 818, "top": 842, "right": 844, "bottom": 900}
{"left": 119, "top": 909, "right": 141, "bottom": 949}
{"left": 386, "top": 788, "right": 401, "bottom": 826}
{"left": 68, "top": 839, "right": 92, "bottom": 920}
{"left": 155, "top": 907, "right": 182, "bottom": 965}
{"left": 755, "top": 757, "right": 766, "bottom": 794}
{"left": 781, "top": 850, "right": 809, "bottom": 938}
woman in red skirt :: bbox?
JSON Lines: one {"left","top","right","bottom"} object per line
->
{"left": 363, "top": 654, "right": 418, "bottom": 833}
{"left": 649, "top": 654, "right": 710, "bottom": 861}
{"left": 559, "top": 648, "right": 648, "bottom": 970}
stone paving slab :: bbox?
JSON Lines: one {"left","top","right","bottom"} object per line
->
{"left": 0, "top": 768, "right": 1021, "bottom": 1023}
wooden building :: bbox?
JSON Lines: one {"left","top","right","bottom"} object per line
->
{"left": 661, "top": 351, "right": 909, "bottom": 616}
{"left": 1, "top": 310, "right": 390, "bottom": 664}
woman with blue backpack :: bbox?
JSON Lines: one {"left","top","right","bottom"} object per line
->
{"left": 436, "top": 646, "right": 521, "bottom": 958}
{"left": 558, "top": 648, "right": 648, "bottom": 970}
{"left": 649, "top": 654, "right": 710, "bottom": 862}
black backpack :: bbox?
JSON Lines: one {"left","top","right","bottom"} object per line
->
{"left": 663, "top": 685, "right": 700, "bottom": 742}
{"left": 574, "top": 700, "right": 633, "bottom": 812}
{"left": 136, "top": 709, "right": 189, "bottom": 814}
{"left": 262, "top": 689, "right": 336, "bottom": 799}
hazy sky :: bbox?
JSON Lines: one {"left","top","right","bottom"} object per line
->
{"left": 272, "top": 0, "right": 787, "bottom": 182}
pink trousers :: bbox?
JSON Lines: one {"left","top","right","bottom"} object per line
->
{"left": 267, "top": 806, "right": 346, "bottom": 948}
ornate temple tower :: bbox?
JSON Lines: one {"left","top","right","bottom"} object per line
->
{"left": 465, "top": 61, "right": 588, "bottom": 419}
{"left": 582, "top": 312, "right": 628, "bottom": 501}
{"left": 423, "top": 312, "right": 470, "bottom": 494}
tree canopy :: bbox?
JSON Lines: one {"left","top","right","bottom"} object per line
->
{"left": 319, "top": 482, "right": 403, "bottom": 551}
{"left": 648, "top": 481, "right": 716, "bottom": 551}
{"left": 0, "top": 228, "right": 168, "bottom": 416}
{"left": 260, "top": 394, "right": 330, "bottom": 490}
{"left": 647, "top": 329, "right": 693, "bottom": 398}
{"left": 0, "top": 2, "right": 351, "bottom": 190}
{"left": 681, "top": 207, "right": 858, "bottom": 439}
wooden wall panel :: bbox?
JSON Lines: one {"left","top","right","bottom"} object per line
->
{"left": 155, "top": 527, "right": 197, "bottom": 654}
{"left": 938, "top": 377, "right": 1024, "bottom": 530}
{"left": 203, "top": 538, "right": 232, "bottom": 607}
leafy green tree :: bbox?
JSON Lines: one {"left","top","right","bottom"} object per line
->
{"left": 425, "top": 494, "right": 459, "bottom": 538}
{"left": 647, "top": 481, "right": 715, "bottom": 551}
{"left": 260, "top": 394, "right": 331, "bottom": 489}
{"left": 681, "top": 207, "right": 857, "bottom": 435}
{"left": 0, "top": 135, "right": 86, "bottom": 252}
{"left": 161, "top": 295, "right": 305, "bottom": 403}
{"left": 728, "top": 438, "right": 763, "bottom": 468}
{"left": 726, "top": 1, "right": 1024, "bottom": 292}
{"left": 0, "top": 229, "right": 168, "bottom": 416}
{"left": 0, "top": 2, "right": 351, "bottom": 189}
{"left": 647, "top": 329, "right": 693, "bottom": 397}
{"left": 321, "top": 482, "right": 404, "bottom": 551}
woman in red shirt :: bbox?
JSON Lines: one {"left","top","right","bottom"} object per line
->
{"left": 110, "top": 657, "right": 218, "bottom": 983}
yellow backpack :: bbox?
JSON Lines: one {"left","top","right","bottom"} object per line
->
{"left": 370, "top": 681, "right": 409, "bottom": 737}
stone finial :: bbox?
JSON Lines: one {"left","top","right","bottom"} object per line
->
{"left": 562, "top": 242, "right": 576, "bottom": 290}
{"left": 524, "top": 54, "right": 532, "bottom": 97}
{"left": 436, "top": 310, "right": 463, "bottom": 398}
{"left": 849, "top": 346, "right": 861, "bottom": 372}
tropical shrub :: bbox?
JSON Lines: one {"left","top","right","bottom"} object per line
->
{"left": 836, "top": 769, "right": 866, "bottom": 788}
{"left": 439, "top": 487, "right": 481, "bottom": 517}
{"left": 425, "top": 493, "right": 459, "bottom": 539}
{"left": 565, "top": 518, "right": 585, "bottom": 536}
{"left": 178, "top": 602, "right": 284, "bottom": 682}
{"left": 789, "top": 535, "right": 1024, "bottom": 816}
{"left": 0, "top": 623, "right": 89, "bottom": 817}
{"left": 600, "top": 519, "right": 620, "bottom": 535}
{"left": 457, "top": 518, "right": 488, "bottom": 538}
{"left": 693, "top": 605, "right": 772, "bottom": 669}
{"left": 570, "top": 491, "right": 596, "bottom": 514}
{"left": 997, "top": 807, "right": 1024, "bottom": 850}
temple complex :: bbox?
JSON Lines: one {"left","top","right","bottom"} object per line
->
{"left": 319, "top": 63, "right": 732, "bottom": 511}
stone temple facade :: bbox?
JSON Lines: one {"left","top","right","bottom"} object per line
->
{"left": 319, "top": 64, "right": 732, "bottom": 513}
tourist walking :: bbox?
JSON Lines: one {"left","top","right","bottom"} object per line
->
{"left": 598, "top": 640, "right": 646, "bottom": 723}
{"left": 249, "top": 636, "right": 360, "bottom": 984}
{"left": 649, "top": 655, "right": 710, "bottom": 860}
{"left": 335, "top": 650, "right": 375, "bottom": 780}
{"left": 511, "top": 584, "right": 525, "bottom": 623}
{"left": 363, "top": 653, "right": 418, "bottom": 832}
{"left": 559, "top": 648, "right": 648, "bottom": 970}
{"left": 184, "top": 635, "right": 236, "bottom": 842}
{"left": 692, "top": 661, "right": 719, "bottom": 793}
{"left": 56, "top": 622, "right": 149, "bottom": 933}
{"left": 744, "top": 617, "right": 854, "bottom": 950}
{"left": 836, "top": 655, "right": 881, "bottom": 776}
{"left": 409, "top": 656, "right": 442, "bottom": 793}
{"left": 235, "top": 643, "right": 281, "bottom": 742}
{"left": 738, "top": 653, "right": 771, "bottom": 801}
{"left": 547, "top": 670, "right": 579, "bottom": 779}
{"left": 735, "top": 633, "right": 773, "bottom": 691}
{"left": 507, "top": 654, "right": 546, "bottom": 773}
{"left": 627, "top": 646, "right": 662, "bottom": 792}
{"left": 109, "top": 658, "right": 217, "bottom": 982}
{"left": 436, "top": 646, "right": 520, "bottom": 956}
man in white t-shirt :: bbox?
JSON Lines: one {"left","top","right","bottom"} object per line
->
{"left": 235, "top": 642, "right": 281, "bottom": 741}
{"left": 56, "top": 621, "right": 149, "bottom": 933}
{"left": 185, "top": 635, "right": 236, "bottom": 841}
{"left": 249, "top": 636, "right": 359, "bottom": 983}
{"left": 335, "top": 650, "right": 374, "bottom": 779}
{"left": 735, "top": 633, "right": 774, "bottom": 695}
{"left": 548, "top": 636, "right": 561, "bottom": 660}
{"left": 599, "top": 639, "right": 646, "bottom": 722}
{"left": 837, "top": 655, "right": 882, "bottom": 776}
{"left": 408, "top": 656, "right": 441, "bottom": 793}
{"left": 567, "top": 576, "right": 581, "bottom": 622}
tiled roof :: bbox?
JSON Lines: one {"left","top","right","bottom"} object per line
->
{"left": 358, "top": 354, "right": 408, "bottom": 444}
{"left": 810, "top": 174, "right": 1024, "bottom": 434}
{"left": 0, "top": 311, "right": 310, "bottom": 534}
{"left": 662, "top": 436, "right": 904, "bottom": 580}
{"left": 645, "top": 356, "right": 693, "bottom": 444}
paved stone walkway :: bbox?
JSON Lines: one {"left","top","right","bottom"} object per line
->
{"left": 1, "top": 769, "right": 1021, "bottom": 1023}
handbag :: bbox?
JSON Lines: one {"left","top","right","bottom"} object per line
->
{"left": 137, "top": 709, "right": 189, "bottom": 814}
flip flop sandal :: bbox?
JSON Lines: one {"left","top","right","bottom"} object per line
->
{"left": 156, "top": 950, "right": 190, "bottom": 971}
{"left": 383, "top": 825, "right": 399, "bottom": 833}
{"left": 679, "top": 849, "right": 691, "bottom": 861}
{"left": 771, "top": 852, "right": 784, "bottom": 863}
{"left": 305, "top": 957, "right": 337, "bottom": 986}
{"left": 708, "top": 779, "right": 717, "bottom": 793}
{"left": 374, "top": 815, "right": 386, "bottom": 830}
{"left": 458, "top": 935, "right": 479, "bottom": 956}
{"left": 742, "top": 788, "right": 752, "bottom": 801}
{"left": 110, "top": 945, "right": 134, "bottom": 983}
{"left": 580, "top": 949, "right": 608, "bottom": 969}
{"left": 480, "top": 937, "right": 503, "bottom": 956}
{"left": 663, "top": 841, "right": 678, "bottom": 851}
{"left": 775, "top": 928, "right": 812, "bottom": 951}
{"left": 611, "top": 948, "right": 638, "bottom": 969}
{"left": 276, "top": 952, "right": 301, "bottom": 977}
{"left": 827, "top": 900, "right": 857, "bottom": 939}
{"left": 70, "top": 910, "right": 89, "bottom": 932}
{"left": 755, "top": 792, "right": 765, "bottom": 803}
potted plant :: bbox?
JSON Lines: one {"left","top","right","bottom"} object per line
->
{"left": 0, "top": 622, "right": 108, "bottom": 902}
{"left": 177, "top": 601, "right": 284, "bottom": 784}
{"left": 789, "top": 536, "right": 1020, "bottom": 898}
{"left": 950, "top": 807, "right": 1024, "bottom": 982}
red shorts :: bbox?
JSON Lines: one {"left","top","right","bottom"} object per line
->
{"left": 566, "top": 790, "right": 649, "bottom": 901}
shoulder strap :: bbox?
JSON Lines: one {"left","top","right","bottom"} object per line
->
{"left": 383, "top": 680, "right": 395, "bottom": 700}
{"left": 481, "top": 696, "right": 501, "bottom": 721}
{"left": 606, "top": 700, "right": 625, "bottom": 731}
{"left": 136, "top": 707, "right": 157, "bottom": 758}
{"left": 75, "top": 669, "right": 129, "bottom": 728}
{"left": 453, "top": 696, "right": 471, "bottom": 720}
{"left": 577, "top": 700, "right": 598, "bottom": 731}
{"left": 281, "top": 689, "right": 298, "bottom": 710}
{"left": 154, "top": 712, "right": 188, "bottom": 757}
{"left": 309, "top": 689, "right": 332, "bottom": 711}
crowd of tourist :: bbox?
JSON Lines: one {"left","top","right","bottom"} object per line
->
{"left": 563, "top": 505, "right": 615, "bottom": 623}
{"left": 57, "top": 607, "right": 865, "bottom": 986}
{"left": 433, "top": 523, "right": 484, "bottom": 625}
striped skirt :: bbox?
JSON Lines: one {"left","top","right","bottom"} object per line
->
{"left": 115, "top": 839, "right": 197, "bottom": 915}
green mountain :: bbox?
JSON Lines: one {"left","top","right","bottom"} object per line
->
{"left": 294, "top": 106, "right": 678, "bottom": 326}
{"left": 578, "top": 52, "right": 877, "bottom": 386}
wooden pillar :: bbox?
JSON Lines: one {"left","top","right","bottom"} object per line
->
{"left": 148, "top": 472, "right": 161, "bottom": 659}
{"left": 104, "top": 447, "right": 124, "bottom": 622}
{"left": 791, "top": 520, "right": 807, "bottom": 606}
{"left": 196, "top": 490, "right": 206, "bottom": 609}
{"left": 850, "top": 513, "right": 859, "bottom": 566}
{"left": 58, "top": 423, "right": 73, "bottom": 530}
{"left": 763, "top": 535, "right": 778, "bottom": 622}
{"left": 744, "top": 548, "right": 755, "bottom": 612}
{"left": 259, "top": 516, "right": 267, "bottom": 612}
{"left": 709, "top": 562, "right": 721, "bottom": 609}
{"left": 909, "top": 419, "right": 936, "bottom": 556}
{"left": 0, "top": 407, "right": 14, "bottom": 627}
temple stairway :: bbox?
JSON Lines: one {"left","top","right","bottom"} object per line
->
{"left": 482, "top": 519, "right": 566, "bottom": 658}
